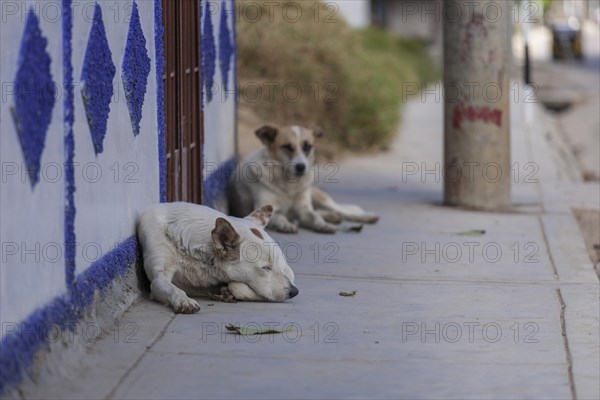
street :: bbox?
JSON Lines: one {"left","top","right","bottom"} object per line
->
{"left": 516, "top": 20, "right": 600, "bottom": 180}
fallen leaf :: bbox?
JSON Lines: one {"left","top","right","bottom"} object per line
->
{"left": 225, "top": 324, "right": 290, "bottom": 335}
{"left": 339, "top": 290, "right": 357, "bottom": 297}
{"left": 455, "top": 229, "right": 486, "bottom": 237}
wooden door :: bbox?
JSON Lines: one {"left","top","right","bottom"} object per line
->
{"left": 163, "top": 0, "right": 203, "bottom": 203}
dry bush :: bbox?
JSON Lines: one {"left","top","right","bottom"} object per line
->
{"left": 236, "top": 0, "right": 438, "bottom": 156}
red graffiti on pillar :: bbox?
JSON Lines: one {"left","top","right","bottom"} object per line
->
{"left": 461, "top": 12, "right": 488, "bottom": 63}
{"left": 452, "top": 102, "right": 502, "bottom": 130}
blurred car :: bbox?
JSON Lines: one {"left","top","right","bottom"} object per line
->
{"left": 550, "top": 16, "right": 583, "bottom": 60}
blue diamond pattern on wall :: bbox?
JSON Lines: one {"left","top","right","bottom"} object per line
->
{"left": 219, "top": 0, "right": 233, "bottom": 97}
{"left": 12, "top": 9, "right": 56, "bottom": 188}
{"left": 122, "top": 1, "right": 151, "bottom": 136}
{"left": 81, "top": 3, "right": 115, "bottom": 154}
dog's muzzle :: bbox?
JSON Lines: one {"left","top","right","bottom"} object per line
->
{"left": 295, "top": 163, "right": 306, "bottom": 176}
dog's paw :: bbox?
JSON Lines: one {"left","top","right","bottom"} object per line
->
{"left": 362, "top": 212, "right": 379, "bottom": 224}
{"left": 172, "top": 296, "right": 201, "bottom": 314}
{"left": 320, "top": 211, "right": 343, "bottom": 224}
{"left": 345, "top": 212, "right": 379, "bottom": 224}
{"left": 209, "top": 286, "right": 238, "bottom": 303}
{"left": 228, "top": 282, "right": 264, "bottom": 301}
{"left": 274, "top": 220, "right": 299, "bottom": 234}
{"left": 314, "top": 222, "right": 337, "bottom": 234}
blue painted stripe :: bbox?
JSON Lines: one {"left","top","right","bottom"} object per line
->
{"left": 199, "top": 0, "right": 204, "bottom": 110}
{"left": 202, "top": 0, "right": 216, "bottom": 104}
{"left": 218, "top": 0, "right": 233, "bottom": 96}
{"left": 231, "top": 0, "right": 237, "bottom": 101}
{"left": 230, "top": 0, "right": 238, "bottom": 144}
{"left": 70, "top": 236, "right": 138, "bottom": 312}
{"left": 155, "top": 0, "right": 166, "bottom": 203}
{"left": 0, "top": 295, "right": 76, "bottom": 395}
{"left": 0, "top": 236, "right": 138, "bottom": 395}
{"left": 203, "top": 157, "right": 236, "bottom": 208}
{"left": 62, "top": 0, "right": 77, "bottom": 291}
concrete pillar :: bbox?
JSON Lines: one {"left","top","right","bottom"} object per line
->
{"left": 443, "top": 0, "right": 511, "bottom": 210}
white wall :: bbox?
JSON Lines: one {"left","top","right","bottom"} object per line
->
{"left": 202, "top": 0, "right": 236, "bottom": 208}
{"left": 1, "top": 0, "right": 66, "bottom": 327}
{"left": 203, "top": 0, "right": 236, "bottom": 167}
{"left": 385, "top": 0, "right": 440, "bottom": 40}
{"left": 0, "top": 0, "right": 235, "bottom": 336}
{"left": 0, "top": 0, "right": 160, "bottom": 329}
{"left": 329, "top": 0, "right": 371, "bottom": 28}
{"left": 72, "top": 0, "right": 159, "bottom": 273}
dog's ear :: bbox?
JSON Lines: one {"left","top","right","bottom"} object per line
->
{"left": 313, "top": 127, "right": 324, "bottom": 139}
{"left": 211, "top": 218, "right": 240, "bottom": 257}
{"left": 255, "top": 125, "right": 278, "bottom": 144}
{"left": 245, "top": 204, "right": 273, "bottom": 228}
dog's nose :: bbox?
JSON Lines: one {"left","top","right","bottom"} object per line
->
{"left": 295, "top": 163, "right": 306, "bottom": 175}
{"left": 289, "top": 285, "right": 299, "bottom": 298}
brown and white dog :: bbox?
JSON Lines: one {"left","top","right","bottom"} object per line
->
{"left": 227, "top": 125, "right": 378, "bottom": 234}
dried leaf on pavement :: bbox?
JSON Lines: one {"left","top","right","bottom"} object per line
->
{"left": 225, "top": 325, "right": 290, "bottom": 335}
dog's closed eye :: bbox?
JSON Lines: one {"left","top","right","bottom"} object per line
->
{"left": 262, "top": 266, "right": 272, "bottom": 271}
{"left": 281, "top": 144, "right": 294, "bottom": 153}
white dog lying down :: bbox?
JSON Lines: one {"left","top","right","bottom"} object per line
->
{"left": 137, "top": 202, "right": 298, "bottom": 313}
{"left": 227, "top": 124, "right": 379, "bottom": 234}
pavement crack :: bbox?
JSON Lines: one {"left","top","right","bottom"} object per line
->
{"left": 556, "top": 288, "right": 577, "bottom": 400}
{"left": 539, "top": 216, "right": 560, "bottom": 280}
{"left": 105, "top": 311, "right": 177, "bottom": 400}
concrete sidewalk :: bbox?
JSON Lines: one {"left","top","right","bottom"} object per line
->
{"left": 16, "top": 91, "right": 600, "bottom": 399}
